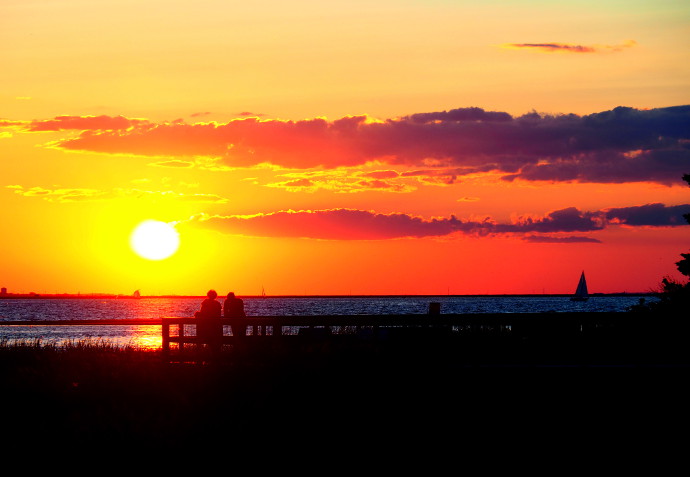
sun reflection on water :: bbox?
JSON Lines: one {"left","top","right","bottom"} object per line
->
{"left": 125, "top": 325, "right": 163, "bottom": 350}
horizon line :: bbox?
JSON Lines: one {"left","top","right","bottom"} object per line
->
{"left": 0, "top": 291, "right": 655, "bottom": 299}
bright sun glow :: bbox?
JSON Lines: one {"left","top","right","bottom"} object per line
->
{"left": 130, "top": 220, "right": 180, "bottom": 260}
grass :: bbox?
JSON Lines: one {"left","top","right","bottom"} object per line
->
{"left": 0, "top": 337, "right": 396, "bottom": 449}
{"left": 1, "top": 339, "right": 174, "bottom": 444}
{"left": 1, "top": 332, "right": 689, "bottom": 454}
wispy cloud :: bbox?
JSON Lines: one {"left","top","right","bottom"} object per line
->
{"left": 6, "top": 185, "right": 228, "bottom": 204}
{"left": 148, "top": 160, "right": 195, "bottom": 168}
{"left": 266, "top": 169, "right": 417, "bottom": 193}
{"left": 7, "top": 186, "right": 110, "bottom": 202}
{"left": 502, "top": 40, "right": 636, "bottom": 53}
{"left": 0, "top": 119, "right": 29, "bottom": 127}
{"left": 27, "top": 115, "right": 149, "bottom": 132}
{"left": 522, "top": 235, "right": 602, "bottom": 244}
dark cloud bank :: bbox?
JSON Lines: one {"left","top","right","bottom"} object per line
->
{"left": 193, "top": 203, "right": 690, "bottom": 241}
{"left": 35, "top": 104, "right": 690, "bottom": 186}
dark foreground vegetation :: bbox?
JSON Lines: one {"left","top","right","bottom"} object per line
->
{"left": 2, "top": 316, "right": 690, "bottom": 457}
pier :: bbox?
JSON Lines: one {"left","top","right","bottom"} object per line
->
{"left": 2, "top": 309, "right": 688, "bottom": 366}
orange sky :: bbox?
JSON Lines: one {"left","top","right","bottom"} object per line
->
{"left": 2, "top": 0, "right": 689, "bottom": 296}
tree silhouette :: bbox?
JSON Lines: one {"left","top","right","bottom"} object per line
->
{"left": 677, "top": 253, "right": 690, "bottom": 277}
{"left": 676, "top": 174, "right": 690, "bottom": 278}
{"left": 633, "top": 174, "right": 690, "bottom": 313}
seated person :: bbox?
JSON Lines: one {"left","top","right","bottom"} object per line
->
{"left": 223, "top": 292, "right": 246, "bottom": 337}
{"left": 195, "top": 289, "right": 222, "bottom": 342}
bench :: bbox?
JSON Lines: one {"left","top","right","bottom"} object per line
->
{"left": 161, "top": 317, "right": 281, "bottom": 360}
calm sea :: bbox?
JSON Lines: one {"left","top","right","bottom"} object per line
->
{"left": 0, "top": 295, "right": 651, "bottom": 348}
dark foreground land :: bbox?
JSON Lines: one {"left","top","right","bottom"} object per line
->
{"left": 3, "top": 324, "right": 690, "bottom": 459}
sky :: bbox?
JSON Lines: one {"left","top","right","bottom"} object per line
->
{"left": 1, "top": 0, "right": 689, "bottom": 296}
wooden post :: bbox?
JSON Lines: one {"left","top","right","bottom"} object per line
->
{"left": 179, "top": 322, "right": 185, "bottom": 353}
{"left": 162, "top": 320, "right": 170, "bottom": 360}
{"left": 429, "top": 302, "right": 441, "bottom": 315}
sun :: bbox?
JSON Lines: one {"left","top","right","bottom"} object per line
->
{"left": 130, "top": 220, "right": 180, "bottom": 260}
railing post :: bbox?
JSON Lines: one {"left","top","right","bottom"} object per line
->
{"left": 178, "top": 322, "right": 185, "bottom": 353}
{"left": 162, "top": 320, "right": 170, "bottom": 360}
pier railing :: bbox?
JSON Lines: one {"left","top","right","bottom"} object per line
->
{"left": 0, "top": 311, "right": 671, "bottom": 338}
{"left": 166, "top": 311, "right": 675, "bottom": 356}
{"left": 2, "top": 311, "right": 685, "bottom": 360}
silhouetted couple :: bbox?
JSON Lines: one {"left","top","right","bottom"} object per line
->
{"left": 195, "top": 290, "right": 246, "bottom": 347}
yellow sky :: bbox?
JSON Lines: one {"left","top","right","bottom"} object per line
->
{"left": 1, "top": 0, "right": 689, "bottom": 295}
{"left": 3, "top": 0, "right": 688, "bottom": 119}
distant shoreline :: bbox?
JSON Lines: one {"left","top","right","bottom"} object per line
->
{"left": 0, "top": 292, "right": 656, "bottom": 299}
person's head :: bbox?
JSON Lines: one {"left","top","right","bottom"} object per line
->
{"left": 207, "top": 289, "right": 217, "bottom": 299}
{"left": 227, "top": 292, "right": 235, "bottom": 299}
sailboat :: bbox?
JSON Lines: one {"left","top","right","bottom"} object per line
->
{"left": 570, "top": 271, "right": 589, "bottom": 302}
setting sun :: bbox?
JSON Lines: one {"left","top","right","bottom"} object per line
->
{"left": 130, "top": 220, "right": 180, "bottom": 261}
{"left": 1, "top": 0, "right": 688, "bottom": 296}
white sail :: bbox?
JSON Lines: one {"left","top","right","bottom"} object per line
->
{"left": 571, "top": 271, "right": 588, "bottom": 301}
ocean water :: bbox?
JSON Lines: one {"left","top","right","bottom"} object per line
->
{"left": 0, "top": 295, "right": 651, "bottom": 348}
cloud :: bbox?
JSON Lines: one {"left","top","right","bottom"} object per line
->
{"left": 268, "top": 178, "right": 317, "bottom": 193}
{"left": 7, "top": 185, "right": 228, "bottom": 203}
{"left": 266, "top": 170, "right": 417, "bottom": 194}
{"left": 504, "top": 43, "right": 596, "bottom": 53}
{"left": 356, "top": 179, "right": 413, "bottom": 192}
{"left": 27, "top": 115, "right": 149, "bottom": 132}
{"left": 361, "top": 170, "right": 400, "bottom": 180}
{"left": 24, "top": 105, "right": 690, "bottom": 186}
{"left": 190, "top": 203, "right": 690, "bottom": 241}
{"left": 193, "top": 209, "right": 491, "bottom": 240}
{"left": 400, "top": 166, "right": 492, "bottom": 185}
{"left": 605, "top": 203, "right": 690, "bottom": 226}
{"left": 0, "top": 119, "right": 28, "bottom": 127}
{"left": 8, "top": 186, "right": 111, "bottom": 202}
{"left": 236, "top": 111, "right": 266, "bottom": 117}
{"left": 502, "top": 40, "right": 636, "bottom": 53}
{"left": 522, "top": 235, "right": 602, "bottom": 243}
{"left": 496, "top": 207, "right": 604, "bottom": 234}
{"left": 164, "top": 192, "right": 228, "bottom": 203}
{"left": 148, "top": 160, "right": 195, "bottom": 168}
{"left": 405, "top": 107, "right": 512, "bottom": 123}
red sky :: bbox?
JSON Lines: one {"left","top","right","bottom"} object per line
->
{"left": 2, "top": 0, "right": 689, "bottom": 296}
